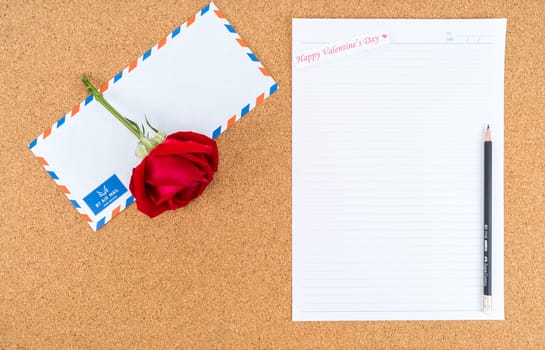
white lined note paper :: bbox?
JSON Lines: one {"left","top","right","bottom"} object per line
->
{"left": 292, "top": 19, "right": 505, "bottom": 321}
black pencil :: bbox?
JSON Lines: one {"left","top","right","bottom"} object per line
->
{"left": 483, "top": 125, "right": 492, "bottom": 313}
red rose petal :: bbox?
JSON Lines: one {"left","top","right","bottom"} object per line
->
{"left": 130, "top": 161, "right": 170, "bottom": 218}
{"left": 129, "top": 131, "right": 219, "bottom": 218}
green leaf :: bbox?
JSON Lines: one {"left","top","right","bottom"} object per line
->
{"left": 145, "top": 116, "right": 160, "bottom": 133}
{"left": 125, "top": 118, "right": 141, "bottom": 135}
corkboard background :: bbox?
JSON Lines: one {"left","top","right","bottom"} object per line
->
{"left": 1, "top": 0, "right": 544, "bottom": 348}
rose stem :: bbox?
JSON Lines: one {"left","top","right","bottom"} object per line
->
{"left": 81, "top": 75, "right": 140, "bottom": 139}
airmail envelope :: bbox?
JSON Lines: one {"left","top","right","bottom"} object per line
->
{"left": 29, "top": 2, "right": 278, "bottom": 231}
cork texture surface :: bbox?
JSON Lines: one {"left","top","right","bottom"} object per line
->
{"left": 1, "top": 0, "right": 544, "bottom": 348}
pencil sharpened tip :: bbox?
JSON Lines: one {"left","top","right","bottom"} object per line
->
{"left": 486, "top": 124, "right": 490, "bottom": 130}
{"left": 485, "top": 125, "right": 492, "bottom": 142}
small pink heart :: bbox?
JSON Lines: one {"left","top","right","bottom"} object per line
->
{"left": 382, "top": 34, "right": 388, "bottom": 39}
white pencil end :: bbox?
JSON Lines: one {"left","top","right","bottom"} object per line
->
{"left": 484, "top": 295, "right": 492, "bottom": 314}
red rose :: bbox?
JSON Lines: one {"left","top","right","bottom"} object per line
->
{"left": 129, "top": 131, "right": 218, "bottom": 218}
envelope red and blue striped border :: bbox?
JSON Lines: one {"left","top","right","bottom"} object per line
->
{"left": 29, "top": 2, "right": 278, "bottom": 231}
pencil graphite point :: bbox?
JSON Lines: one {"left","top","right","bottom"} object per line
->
{"left": 485, "top": 125, "right": 492, "bottom": 142}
